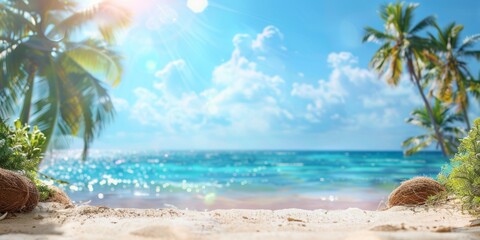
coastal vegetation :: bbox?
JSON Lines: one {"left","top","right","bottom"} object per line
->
{"left": 0, "top": 0, "right": 131, "bottom": 159}
{"left": 0, "top": 119, "right": 50, "bottom": 200}
{"left": 364, "top": 1, "right": 480, "bottom": 214}
{"left": 440, "top": 118, "right": 480, "bottom": 215}
{"left": 364, "top": 2, "right": 480, "bottom": 156}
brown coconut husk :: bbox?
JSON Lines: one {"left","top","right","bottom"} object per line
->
{"left": 18, "top": 175, "right": 39, "bottom": 212}
{"left": 0, "top": 168, "right": 30, "bottom": 213}
{"left": 388, "top": 177, "right": 446, "bottom": 208}
{"left": 45, "top": 185, "right": 73, "bottom": 206}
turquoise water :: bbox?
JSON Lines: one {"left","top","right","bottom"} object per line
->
{"left": 40, "top": 151, "right": 448, "bottom": 210}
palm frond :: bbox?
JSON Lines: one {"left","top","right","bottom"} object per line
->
{"left": 459, "top": 34, "right": 480, "bottom": 52}
{"left": 64, "top": 40, "right": 123, "bottom": 86}
{"left": 29, "top": 60, "right": 61, "bottom": 151}
{"left": 402, "top": 134, "right": 434, "bottom": 156}
{"left": 59, "top": 51, "right": 115, "bottom": 159}
{"left": 369, "top": 42, "right": 390, "bottom": 74}
{"left": 432, "top": 22, "right": 448, "bottom": 47}
{"left": 461, "top": 50, "right": 480, "bottom": 60}
{"left": 387, "top": 46, "right": 402, "bottom": 86}
{"left": 0, "top": 4, "right": 37, "bottom": 37}
{"left": 468, "top": 79, "right": 480, "bottom": 100}
{"left": 0, "top": 0, "right": 129, "bottom": 160}
{"left": 404, "top": 98, "right": 466, "bottom": 155}
{"left": 410, "top": 15, "right": 435, "bottom": 34}
{"left": 53, "top": 1, "right": 131, "bottom": 44}
{"left": 362, "top": 27, "right": 394, "bottom": 43}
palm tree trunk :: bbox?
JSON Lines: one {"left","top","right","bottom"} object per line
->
{"left": 461, "top": 104, "right": 471, "bottom": 132}
{"left": 407, "top": 58, "right": 449, "bottom": 156}
{"left": 19, "top": 66, "right": 36, "bottom": 124}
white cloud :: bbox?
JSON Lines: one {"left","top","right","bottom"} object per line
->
{"left": 155, "top": 59, "right": 186, "bottom": 79}
{"left": 252, "top": 26, "right": 284, "bottom": 51}
{"left": 341, "top": 65, "right": 376, "bottom": 84}
{"left": 130, "top": 26, "right": 292, "bottom": 134}
{"left": 380, "top": 77, "right": 422, "bottom": 105}
{"left": 327, "top": 52, "right": 375, "bottom": 84}
{"left": 291, "top": 51, "right": 423, "bottom": 126}
{"left": 130, "top": 88, "right": 162, "bottom": 125}
{"left": 327, "top": 52, "right": 358, "bottom": 68}
{"left": 360, "top": 96, "right": 388, "bottom": 108}
{"left": 291, "top": 74, "right": 347, "bottom": 122}
{"left": 346, "top": 108, "right": 400, "bottom": 129}
{"left": 111, "top": 96, "right": 129, "bottom": 112}
{"left": 131, "top": 86, "right": 206, "bottom": 132}
{"left": 291, "top": 53, "right": 362, "bottom": 122}
{"left": 153, "top": 59, "right": 187, "bottom": 93}
{"left": 129, "top": 32, "right": 427, "bottom": 139}
{"left": 358, "top": 75, "right": 422, "bottom": 109}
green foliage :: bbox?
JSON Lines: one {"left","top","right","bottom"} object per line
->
{"left": 0, "top": 119, "right": 51, "bottom": 201}
{"left": 0, "top": 119, "right": 45, "bottom": 177}
{"left": 402, "top": 100, "right": 465, "bottom": 156}
{"left": 363, "top": 1, "right": 451, "bottom": 156}
{"left": 439, "top": 118, "right": 480, "bottom": 214}
{"left": 37, "top": 184, "right": 52, "bottom": 202}
{"left": 0, "top": 0, "right": 131, "bottom": 160}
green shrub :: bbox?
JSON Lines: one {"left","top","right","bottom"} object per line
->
{"left": 0, "top": 119, "right": 51, "bottom": 201}
{"left": 439, "top": 118, "right": 480, "bottom": 214}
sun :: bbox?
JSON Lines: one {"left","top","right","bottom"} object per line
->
{"left": 187, "top": 0, "right": 209, "bottom": 13}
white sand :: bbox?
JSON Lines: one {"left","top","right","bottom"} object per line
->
{"left": 0, "top": 202, "right": 479, "bottom": 240}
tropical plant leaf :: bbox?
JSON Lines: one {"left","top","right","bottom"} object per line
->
{"left": 64, "top": 40, "right": 123, "bottom": 86}
{"left": 403, "top": 99, "right": 465, "bottom": 155}
{"left": 402, "top": 134, "right": 433, "bottom": 156}
{"left": 410, "top": 16, "right": 436, "bottom": 34}
{"left": 0, "top": 0, "right": 131, "bottom": 159}
{"left": 362, "top": 27, "right": 394, "bottom": 43}
{"left": 53, "top": 1, "right": 131, "bottom": 44}
{"left": 459, "top": 34, "right": 480, "bottom": 52}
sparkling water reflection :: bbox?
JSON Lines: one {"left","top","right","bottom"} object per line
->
{"left": 40, "top": 151, "right": 448, "bottom": 210}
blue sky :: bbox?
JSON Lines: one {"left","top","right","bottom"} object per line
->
{"left": 85, "top": 0, "right": 480, "bottom": 150}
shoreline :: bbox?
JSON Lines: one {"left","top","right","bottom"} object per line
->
{"left": 0, "top": 202, "right": 478, "bottom": 240}
{"left": 68, "top": 190, "right": 389, "bottom": 211}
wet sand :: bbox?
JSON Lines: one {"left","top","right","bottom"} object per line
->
{"left": 69, "top": 189, "right": 389, "bottom": 211}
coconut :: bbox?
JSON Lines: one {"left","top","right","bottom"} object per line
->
{"left": 45, "top": 185, "right": 73, "bottom": 206}
{"left": 388, "top": 177, "right": 446, "bottom": 207}
{"left": 0, "top": 168, "right": 30, "bottom": 213}
{"left": 18, "top": 175, "right": 39, "bottom": 212}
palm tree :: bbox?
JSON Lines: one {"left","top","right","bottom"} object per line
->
{"left": 423, "top": 22, "right": 480, "bottom": 131}
{"left": 467, "top": 73, "right": 480, "bottom": 105}
{"left": 362, "top": 2, "right": 451, "bottom": 156}
{"left": 0, "top": 0, "right": 131, "bottom": 159}
{"left": 402, "top": 100, "right": 464, "bottom": 156}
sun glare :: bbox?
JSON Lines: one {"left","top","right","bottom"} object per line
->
{"left": 187, "top": 0, "right": 209, "bottom": 13}
{"left": 84, "top": 0, "right": 135, "bottom": 8}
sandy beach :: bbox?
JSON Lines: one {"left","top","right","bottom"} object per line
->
{"left": 0, "top": 202, "right": 479, "bottom": 240}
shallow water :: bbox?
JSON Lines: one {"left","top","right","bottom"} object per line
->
{"left": 40, "top": 150, "right": 448, "bottom": 210}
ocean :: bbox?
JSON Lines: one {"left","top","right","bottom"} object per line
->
{"left": 39, "top": 150, "right": 449, "bottom": 210}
